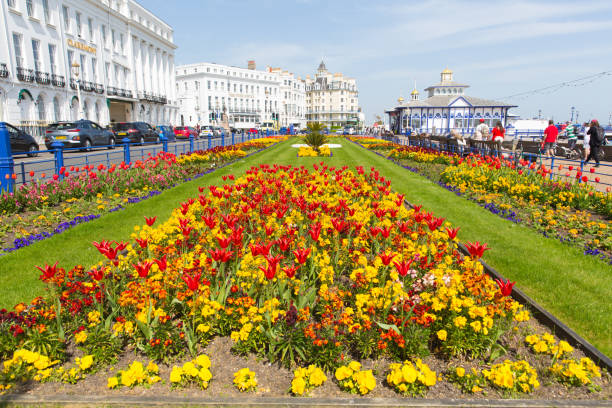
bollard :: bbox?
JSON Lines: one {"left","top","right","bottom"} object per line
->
{"left": 51, "top": 141, "right": 65, "bottom": 180}
{"left": 189, "top": 134, "right": 194, "bottom": 153}
{"left": 122, "top": 137, "right": 131, "bottom": 164}
{"left": 231, "top": 132, "right": 235, "bottom": 146}
{"left": 160, "top": 135, "right": 168, "bottom": 153}
{"left": 0, "top": 122, "right": 15, "bottom": 192}
{"left": 549, "top": 156, "right": 555, "bottom": 180}
{"left": 221, "top": 131, "right": 225, "bottom": 147}
{"left": 207, "top": 132, "right": 212, "bottom": 150}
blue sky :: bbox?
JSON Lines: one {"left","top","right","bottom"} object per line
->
{"left": 144, "top": 0, "right": 612, "bottom": 125}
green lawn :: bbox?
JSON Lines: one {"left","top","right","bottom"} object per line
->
{"left": 1, "top": 137, "right": 609, "bottom": 357}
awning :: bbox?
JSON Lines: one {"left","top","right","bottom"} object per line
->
{"left": 18, "top": 89, "right": 33, "bottom": 101}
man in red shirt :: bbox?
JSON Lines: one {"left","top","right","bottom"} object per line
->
{"left": 541, "top": 120, "right": 558, "bottom": 157}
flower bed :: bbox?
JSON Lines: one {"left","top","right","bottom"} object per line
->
{"left": 0, "top": 163, "right": 608, "bottom": 398}
{"left": 297, "top": 146, "right": 332, "bottom": 157}
{"left": 0, "top": 138, "right": 285, "bottom": 253}
{"left": 351, "top": 137, "right": 612, "bottom": 263}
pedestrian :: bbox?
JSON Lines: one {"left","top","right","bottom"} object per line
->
{"left": 474, "top": 119, "right": 489, "bottom": 153}
{"left": 585, "top": 119, "right": 604, "bottom": 167}
{"left": 491, "top": 121, "right": 505, "bottom": 157}
{"left": 558, "top": 121, "right": 578, "bottom": 150}
{"left": 451, "top": 129, "right": 466, "bottom": 155}
{"left": 583, "top": 122, "right": 591, "bottom": 160}
{"left": 541, "top": 120, "right": 558, "bottom": 158}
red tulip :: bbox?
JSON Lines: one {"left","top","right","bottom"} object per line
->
{"left": 88, "top": 268, "right": 104, "bottom": 281}
{"left": 259, "top": 265, "right": 276, "bottom": 280}
{"left": 145, "top": 216, "right": 157, "bottom": 226}
{"left": 495, "top": 278, "right": 515, "bottom": 297}
{"left": 265, "top": 254, "right": 284, "bottom": 272}
{"left": 582, "top": 176, "right": 588, "bottom": 183}
{"left": 595, "top": 177, "right": 600, "bottom": 183}
{"left": 201, "top": 214, "right": 216, "bottom": 229}
{"left": 590, "top": 168, "right": 595, "bottom": 173}
{"left": 293, "top": 247, "right": 311, "bottom": 264}
{"left": 446, "top": 227, "right": 460, "bottom": 240}
{"left": 283, "top": 265, "right": 299, "bottom": 279}
{"left": 393, "top": 258, "right": 414, "bottom": 277}
{"left": 465, "top": 241, "right": 490, "bottom": 258}
{"left": 134, "top": 261, "right": 154, "bottom": 278}
{"left": 276, "top": 236, "right": 292, "bottom": 252}
{"left": 35, "top": 261, "right": 59, "bottom": 281}
{"left": 209, "top": 248, "right": 234, "bottom": 263}
{"left": 309, "top": 222, "right": 322, "bottom": 241}
{"left": 135, "top": 238, "right": 148, "bottom": 249}
{"left": 154, "top": 255, "right": 167, "bottom": 271}
{"left": 29, "top": 171, "right": 35, "bottom": 177}
{"left": 380, "top": 225, "right": 393, "bottom": 238}
{"left": 217, "top": 236, "right": 232, "bottom": 249}
{"left": 182, "top": 272, "right": 201, "bottom": 291}
{"left": 378, "top": 252, "right": 396, "bottom": 266}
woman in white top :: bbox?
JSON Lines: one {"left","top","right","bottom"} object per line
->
{"left": 583, "top": 122, "right": 590, "bottom": 160}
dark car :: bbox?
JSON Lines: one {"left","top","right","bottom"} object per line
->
{"left": 174, "top": 126, "right": 198, "bottom": 140}
{"left": 2, "top": 122, "right": 39, "bottom": 156}
{"left": 156, "top": 125, "right": 176, "bottom": 142}
{"left": 114, "top": 122, "right": 159, "bottom": 144}
{"left": 45, "top": 120, "right": 116, "bottom": 151}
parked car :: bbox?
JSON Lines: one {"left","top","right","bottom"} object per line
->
{"left": 113, "top": 122, "right": 159, "bottom": 145}
{"left": 335, "top": 129, "right": 344, "bottom": 135}
{"left": 174, "top": 126, "right": 198, "bottom": 140}
{"left": 2, "top": 122, "right": 39, "bottom": 156}
{"left": 155, "top": 125, "right": 176, "bottom": 142}
{"left": 199, "top": 125, "right": 218, "bottom": 139}
{"left": 45, "top": 120, "right": 116, "bottom": 151}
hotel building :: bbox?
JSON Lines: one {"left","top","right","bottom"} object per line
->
{"left": 175, "top": 61, "right": 307, "bottom": 131}
{"left": 0, "top": 0, "right": 178, "bottom": 141}
{"left": 305, "top": 60, "right": 361, "bottom": 130}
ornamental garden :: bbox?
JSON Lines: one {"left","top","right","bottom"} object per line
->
{"left": 0, "top": 135, "right": 610, "bottom": 402}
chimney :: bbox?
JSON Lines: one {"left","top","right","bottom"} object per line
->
{"left": 247, "top": 60, "right": 256, "bottom": 70}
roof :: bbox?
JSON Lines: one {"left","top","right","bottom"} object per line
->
{"left": 442, "top": 68, "right": 453, "bottom": 74}
{"left": 318, "top": 60, "right": 327, "bottom": 71}
{"left": 399, "top": 95, "right": 516, "bottom": 108}
{"left": 424, "top": 81, "right": 469, "bottom": 90}
{"left": 410, "top": 89, "right": 419, "bottom": 95}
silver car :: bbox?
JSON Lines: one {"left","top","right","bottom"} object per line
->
{"left": 45, "top": 120, "right": 116, "bottom": 151}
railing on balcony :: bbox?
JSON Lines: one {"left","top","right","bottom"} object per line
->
{"left": 81, "top": 81, "right": 94, "bottom": 92}
{"left": 69, "top": 78, "right": 78, "bottom": 90}
{"left": 0, "top": 63, "right": 9, "bottom": 78}
{"left": 17, "top": 67, "right": 34, "bottom": 82}
{"left": 35, "top": 71, "right": 51, "bottom": 85}
{"left": 51, "top": 74, "right": 65, "bottom": 87}
{"left": 94, "top": 83, "right": 105, "bottom": 94}
{"left": 107, "top": 86, "right": 118, "bottom": 96}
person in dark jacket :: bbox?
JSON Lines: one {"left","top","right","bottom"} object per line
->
{"left": 584, "top": 119, "right": 603, "bottom": 167}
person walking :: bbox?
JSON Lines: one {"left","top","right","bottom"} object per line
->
{"left": 559, "top": 121, "right": 578, "bottom": 150}
{"left": 491, "top": 121, "right": 505, "bottom": 157}
{"left": 474, "top": 119, "right": 489, "bottom": 154}
{"left": 541, "top": 120, "right": 558, "bottom": 158}
{"left": 585, "top": 119, "right": 604, "bottom": 167}
{"left": 583, "top": 122, "right": 591, "bottom": 160}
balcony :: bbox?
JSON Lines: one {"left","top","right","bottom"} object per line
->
{"left": 51, "top": 74, "right": 65, "bottom": 87}
{"left": 94, "top": 83, "right": 105, "bottom": 94}
{"left": 35, "top": 71, "right": 51, "bottom": 85}
{"left": 17, "top": 67, "right": 34, "bottom": 82}
{"left": 0, "top": 63, "right": 8, "bottom": 78}
{"left": 107, "top": 86, "right": 118, "bottom": 96}
{"left": 81, "top": 81, "right": 94, "bottom": 92}
{"left": 70, "top": 77, "right": 78, "bottom": 90}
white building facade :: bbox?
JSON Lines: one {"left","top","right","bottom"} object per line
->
{"left": 0, "top": 0, "right": 177, "bottom": 141}
{"left": 175, "top": 61, "right": 307, "bottom": 131}
{"left": 305, "top": 61, "right": 361, "bottom": 130}
{"left": 386, "top": 69, "right": 517, "bottom": 135}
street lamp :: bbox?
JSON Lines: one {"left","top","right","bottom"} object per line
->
{"left": 71, "top": 61, "right": 84, "bottom": 119}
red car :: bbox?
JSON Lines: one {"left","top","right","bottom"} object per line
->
{"left": 174, "top": 126, "right": 198, "bottom": 139}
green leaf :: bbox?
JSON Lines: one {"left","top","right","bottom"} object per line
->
{"left": 375, "top": 321, "right": 400, "bottom": 335}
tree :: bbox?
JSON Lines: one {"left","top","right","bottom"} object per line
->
{"left": 303, "top": 122, "right": 328, "bottom": 153}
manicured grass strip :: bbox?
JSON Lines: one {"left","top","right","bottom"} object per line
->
{"left": 343, "top": 140, "right": 611, "bottom": 357}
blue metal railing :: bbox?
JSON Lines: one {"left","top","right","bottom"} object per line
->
{"left": 1, "top": 129, "right": 280, "bottom": 192}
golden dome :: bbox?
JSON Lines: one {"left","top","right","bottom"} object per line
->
{"left": 442, "top": 68, "right": 453, "bottom": 74}
{"left": 410, "top": 89, "right": 419, "bottom": 95}
{"left": 398, "top": 97, "right": 404, "bottom": 103}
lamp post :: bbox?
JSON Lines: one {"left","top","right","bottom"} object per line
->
{"left": 570, "top": 106, "right": 575, "bottom": 123}
{"left": 71, "top": 61, "right": 84, "bottom": 119}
